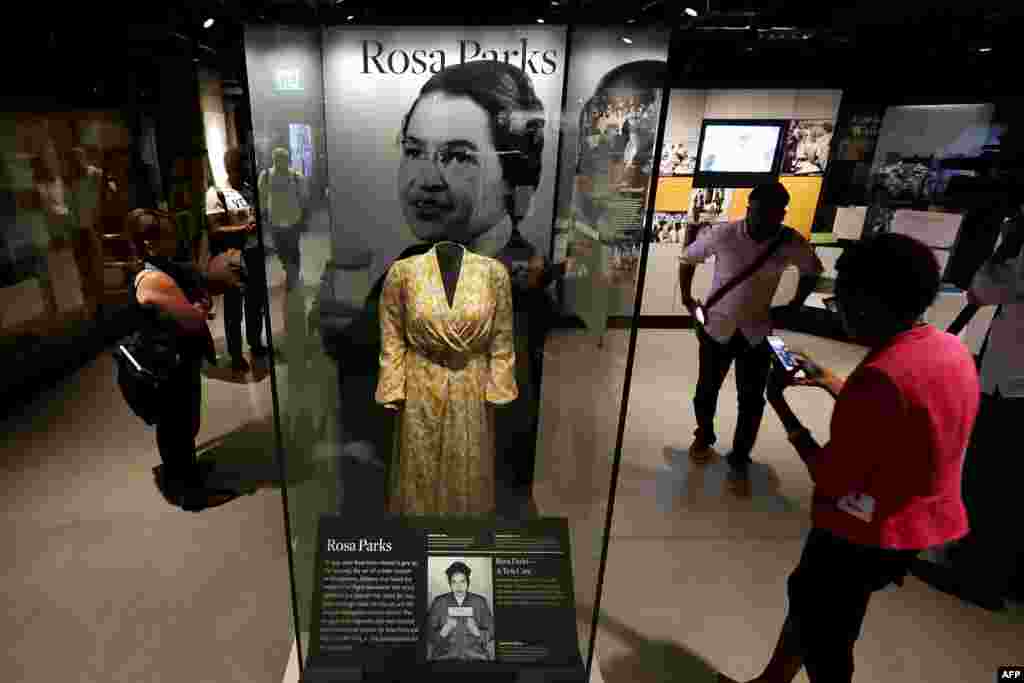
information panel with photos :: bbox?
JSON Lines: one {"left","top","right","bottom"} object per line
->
{"left": 305, "top": 515, "right": 584, "bottom": 681}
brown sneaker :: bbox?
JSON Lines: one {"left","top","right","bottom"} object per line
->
{"left": 688, "top": 440, "right": 716, "bottom": 464}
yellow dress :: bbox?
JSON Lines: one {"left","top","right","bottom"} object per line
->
{"left": 376, "top": 244, "right": 518, "bottom": 515}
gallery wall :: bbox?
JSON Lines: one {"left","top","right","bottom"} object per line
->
{"left": 656, "top": 87, "right": 843, "bottom": 235}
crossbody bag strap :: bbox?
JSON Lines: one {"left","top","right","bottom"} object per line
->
{"left": 705, "top": 227, "right": 792, "bottom": 312}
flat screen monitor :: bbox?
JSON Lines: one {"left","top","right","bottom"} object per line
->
{"left": 693, "top": 119, "right": 787, "bottom": 188}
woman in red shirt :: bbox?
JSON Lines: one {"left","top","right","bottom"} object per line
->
{"left": 730, "top": 234, "right": 980, "bottom": 683}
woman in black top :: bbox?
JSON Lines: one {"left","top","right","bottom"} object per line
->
{"left": 125, "top": 209, "right": 237, "bottom": 511}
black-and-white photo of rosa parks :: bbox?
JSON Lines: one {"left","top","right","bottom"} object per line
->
{"left": 321, "top": 27, "right": 567, "bottom": 285}
{"left": 397, "top": 60, "right": 546, "bottom": 258}
{"left": 425, "top": 557, "right": 495, "bottom": 661}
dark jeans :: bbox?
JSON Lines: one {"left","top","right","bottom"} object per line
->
{"left": 693, "top": 326, "right": 772, "bottom": 463}
{"left": 272, "top": 224, "right": 302, "bottom": 289}
{"left": 954, "top": 390, "right": 1024, "bottom": 599}
{"left": 155, "top": 358, "right": 203, "bottom": 487}
{"left": 223, "top": 246, "right": 267, "bottom": 358}
{"left": 787, "top": 528, "right": 918, "bottom": 682}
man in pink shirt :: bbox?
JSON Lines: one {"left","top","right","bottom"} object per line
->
{"left": 679, "top": 182, "right": 823, "bottom": 485}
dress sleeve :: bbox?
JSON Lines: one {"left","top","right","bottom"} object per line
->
{"left": 486, "top": 263, "right": 518, "bottom": 405}
{"left": 375, "top": 263, "right": 407, "bottom": 406}
{"left": 806, "top": 367, "right": 904, "bottom": 498}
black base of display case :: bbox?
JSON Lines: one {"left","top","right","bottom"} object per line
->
{"left": 303, "top": 660, "right": 586, "bottom": 682}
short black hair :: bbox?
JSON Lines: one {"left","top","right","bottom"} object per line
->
{"left": 749, "top": 182, "right": 791, "bottom": 209}
{"left": 446, "top": 561, "right": 472, "bottom": 583}
{"left": 835, "top": 233, "right": 940, "bottom": 322}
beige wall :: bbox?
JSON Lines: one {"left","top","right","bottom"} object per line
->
{"left": 198, "top": 67, "right": 229, "bottom": 188}
{"left": 666, "top": 88, "right": 843, "bottom": 148}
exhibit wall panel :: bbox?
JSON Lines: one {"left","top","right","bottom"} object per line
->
{"left": 703, "top": 89, "right": 799, "bottom": 119}
{"left": 793, "top": 89, "right": 843, "bottom": 121}
{"left": 662, "top": 88, "right": 842, "bottom": 181}
{"left": 871, "top": 103, "right": 995, "bottom": 173}
{"left": 558, "top": 27, "right": 671, "bottom": 327}
{"left": 199, "top": 67, "right": 230, "bottom": 189}
{"left": 555, "top": 29, "right": 670, "bottom": 221}
{"left": 654, "top": 177, "right": 694, "bottom": 212}
{"left": 322, "top": 26, "right": 568, "bottom": 285}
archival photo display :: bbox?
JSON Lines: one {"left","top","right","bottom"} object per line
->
{"left": 308, "top": 516, "right": 582, "bottom": 677}
{"left": 322, "top": 26, "right": 568, "bottom": 285}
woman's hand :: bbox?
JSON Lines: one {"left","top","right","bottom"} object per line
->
{"left": 789, "top": 349, "right": 846, "bottom": 397}
{"left": 788, "top": 349, "right": 827, "bottom": 386}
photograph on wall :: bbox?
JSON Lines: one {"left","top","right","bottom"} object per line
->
{"left": 322, "top": 27, "right": 568, "bottom": 285}
{"left": 578, "top": 90, "right": 661, "bottom": 190}
{"left": 689, "top": 187, "right": 733, "bottom": 224}
{"left": 651, "top": 211, "right": 688, "bottom": 243}
{"left": 781, "top": 119, "right": 834, "bottom": 175}
{"left": 837, "top": 113, "right": 882, "bottom": 162}
{"left": 660, "top": 137, "right": 698, "bottom": 176}
{"left": 868, "top": 104, "right": 999, "bottom": 204}
{"left": 567, "top": 54, "right": 668, "bottom": 321}
{"left": 872, "top": 155, "right": 933, "bottom": 202}
{"left": 425, "top": 557, "right": 495, "bottom": 661}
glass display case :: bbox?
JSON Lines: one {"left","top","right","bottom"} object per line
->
{"left": 243, "top": 17, "right": 670, "bottom": 680}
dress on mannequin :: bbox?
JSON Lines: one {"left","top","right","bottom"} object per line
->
{"left": 376, "top": 242, "right": 517, "bottom": 515}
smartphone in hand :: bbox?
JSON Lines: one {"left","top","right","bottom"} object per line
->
{"left": 767, "top": 335, "right": 804, "bottom": 377}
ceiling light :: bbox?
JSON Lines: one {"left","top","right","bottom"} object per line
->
{"left": 203, "top": 18, "right": 215, "bottom": 29}
{"left": 347, "top": 15, "right": 355, "bottom": 20}
{"left": 684, "top": 7, "right": 699, "bottom": 16}
{"left": 978, "top": 47, "right": 992, "bottom": 53}
{"left": 622, "top": 37, "right": 634, "bottom": 44}
{"left": 551, "top": 0, "right": 559, "bottom": 5}
{"left": 627, "top": 18, "right": 637, "bottom": 24}
{"left": 537, "top": 18, "right": 545, "bottom": 23}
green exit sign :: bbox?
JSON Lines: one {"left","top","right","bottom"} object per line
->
{"left": 274, "top": 68, "right": 303, "bottom": 92}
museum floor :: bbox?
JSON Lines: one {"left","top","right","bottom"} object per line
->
{"left": 3, "top": 219, "right": 1021, "bottom": 682}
